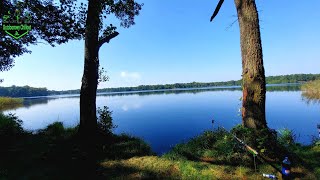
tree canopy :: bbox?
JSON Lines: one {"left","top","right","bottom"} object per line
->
{"left": 0, "top": 0, "right": 85, "bottom": 72}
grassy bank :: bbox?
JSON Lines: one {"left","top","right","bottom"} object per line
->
{"left": 0, "top": 97, "right": 23, "bottom": 111}
{"left": 1, "top": 112, "right": 319, "bottom": 179}
{"left": 0, "top": 113, "right": 154, "bottom": 179}
{"left": 302, "top": 79, "right": 320, "bottom": 100}
{"left": 99, "top": 127, "right": 320, "bottom": 179}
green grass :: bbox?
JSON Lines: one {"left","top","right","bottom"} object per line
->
{"left": 1, "top": 113, "right": 319, "bottom": 179}
{"left": 302, "top": 79, "right": 320, "bottom": 101}
{"left": 0, "top": 97, "right": 23, "bottom": 111}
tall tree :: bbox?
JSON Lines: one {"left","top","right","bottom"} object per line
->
{"left": 210, "top": 0, "right": 267, "bottom": 130}
{"left": 79, "top": 0, "right": 142, "bottom": 140}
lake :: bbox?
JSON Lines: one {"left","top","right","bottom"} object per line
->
{"left": 3, "top": 85, "right": 320, "bottom": 155}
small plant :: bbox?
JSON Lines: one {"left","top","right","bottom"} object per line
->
{"left": 277, "top": 128, "right": 296, "bottom": 147}
{"left": 97, "top": 106, "right": 117, "bottom": 135}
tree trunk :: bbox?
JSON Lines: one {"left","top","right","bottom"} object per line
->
{"left": 79, "top": 0, "right": 100, "bottom": 143}
{"left": 78, "top": 0, "right": 101, "bottom": 177}
{"left": 234, "top": 0, "right": 267, "bottom": 130}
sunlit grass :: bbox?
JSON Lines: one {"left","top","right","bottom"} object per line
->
{"left": 0, "top": 97, "right": 23, "bottom": 111}
{"left": 302, "top": 80, "right": 320, "bottom": 101}
{"left": 101, "top": 156, "right": 304, "bottom": 179}
{"left": 99, "top": 128, "right": 319, "bottom": 179}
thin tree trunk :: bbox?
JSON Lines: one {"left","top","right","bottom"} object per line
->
{"left": 80, "top": 0, "right": 100, "bottom": 139}
{"left": 234, "top": 0, "right": 267, "bottom": 130}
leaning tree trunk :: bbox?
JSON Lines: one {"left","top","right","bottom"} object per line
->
{"left": 234, "top": 0, "right": 267, "bottom": 130}
{"left": 79, "top": 0, "right": 100, "bottom": 142}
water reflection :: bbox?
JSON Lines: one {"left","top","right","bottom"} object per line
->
{"left": 1, "top": 84, "right": 302, "bottom": 111}
{"left": 301, "top": 92, "right": 320, "bottom": 105}
{"left": 97, "top": 84, "right": 301, "bottom": 97}
{"left": 23, "top": 98, "right": 49, "bottom": 108}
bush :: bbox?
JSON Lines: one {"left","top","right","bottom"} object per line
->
{"left": 97, "top": 106, "right": 117, "bottom": 135}
{"left": 0, "top": 113, "right": 25, "bottom": 145}
{"left": 39, "top": 122, "right": 65, "bottom": 138}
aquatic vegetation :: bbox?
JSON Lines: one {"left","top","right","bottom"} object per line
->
{"left": 302, "top": 80, "right": 320, "bottom": 102}
{"left": 0, "top": 97, "right": 23, "bottom": 111}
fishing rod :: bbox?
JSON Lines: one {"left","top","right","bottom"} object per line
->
{"left": 211, "top": 119, "right": 282, "bottom": 174}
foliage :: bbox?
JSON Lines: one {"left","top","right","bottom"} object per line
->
{"left": 1, "top": 0, "right": 84, "bottom": 73}
{"left": 164, "top": 125, "right": 289, "bottom": 167}
{"left": 267, "top": 74, "right": 320, "bottom": 84}
{"left": 98, "top": 66, "right": 109, "bottom": 85}
{"left": 164, "top": 129, "right": 248, "bottom": 165}
{"left": 0, "top": 97, "right": 23, "bottom": 110}
{"left": 97, "top": 106, "right": 117, "bottom": 135}
{"left": 38, "top": 122, "right": 65, "bottom": 139}
{"left": 49, "top": 73, "right": 316, "bottom": 95}
{"left": 0, "top": 74, "right": 308, "bottom": 97}
{"left": 100, "top": 133, "right": 154, "bottom": 160}
{"left": 0, "top": 113, "right": 25, "bottom": 146}
{"left": 37, "top": 122, "right": 79, "bottom": 142}
{"left": 301, "top": 79, "right": 320, "bottom": 101}
{"left": 0, "top": 117, "right": 319, "bottom": 179}
{"left": 277, "top": 128, "right": 296, "bottom": 148}
{"left": 0, "top": 117, "right": 153, "bottom": 179}
{"left": 0, "top": 85, "right": 48, "bottom": 97}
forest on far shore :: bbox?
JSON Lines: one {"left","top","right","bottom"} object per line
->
{"left": 0, "top": 73, "right": 319, "bottom": 97}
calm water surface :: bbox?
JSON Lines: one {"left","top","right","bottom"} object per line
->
{"left": 4, "top": 86, "right": 320, "bottom": 154}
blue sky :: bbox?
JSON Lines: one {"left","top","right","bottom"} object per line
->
{"left": 1, "top": 0, "right": 320, "bottom": 90}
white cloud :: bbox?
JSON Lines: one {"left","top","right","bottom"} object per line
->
{"left": 121, "top": 103, "right": 141, "bottom": 111}
{"left": 120, "top": 71, "right": 141, "bottom": 80}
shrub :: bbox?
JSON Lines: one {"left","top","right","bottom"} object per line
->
{"left": 39, "top": 122, "right": 65, "bottom": 138}
{"left": 0, "top": 113, "right": 25, "bottom": 145}
{"left": 97, "top": 106, "right": 117, "bottom": 135}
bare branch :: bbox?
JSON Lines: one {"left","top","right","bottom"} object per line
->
{"left": 225, "top": 19, "right": 238, "bottom": 31}
{"left": 97, "top": 31, "right": 119, "bottom": 49}
{"left": 210, "top": 0, "right": 225, "bottom": 22}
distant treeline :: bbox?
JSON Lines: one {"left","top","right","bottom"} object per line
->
{"left": 1, "top": 74, "right": 319, "bottom": 97}
{"left": 0, "top": 86, "right": 48, "bottom": 97}
{"left": 51, "top": 73, "right": 319, "bottom": 95}
{"left": 266, "top": 74, "right": 320, "bottom": 84}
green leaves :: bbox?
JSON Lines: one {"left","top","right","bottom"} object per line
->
{"left": 102, "top": 0, "right": 143, "bottom": 28}
{"left": 98, "top": 66, "right": 110, "bottom": 85}
{"left": 1, "top": 0, "right": 85, "bottom": 72}
{"left": 97, "top": 106, "right": 117, "bottom": 135}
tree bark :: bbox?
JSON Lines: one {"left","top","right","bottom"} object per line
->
{"left": 234, "top": 0, "right": 267, "bottom": 130}
{"left": 79, "top": 0, "right": 100, "bottom": 142}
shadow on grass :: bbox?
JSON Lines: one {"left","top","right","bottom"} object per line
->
{"left": 0, "top": 125, "right": 154, "bottom": 179}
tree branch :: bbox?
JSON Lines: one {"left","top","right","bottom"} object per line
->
{"left": 210, "top": 0, "right": 225, "bottom": 22}
{"left": 98, "top": 31, "right": 119, "bottom": 49}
